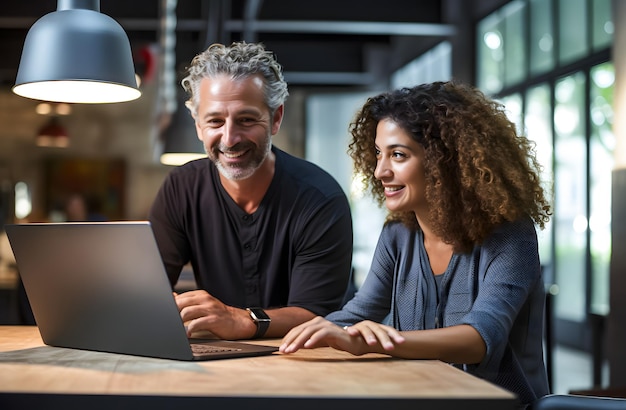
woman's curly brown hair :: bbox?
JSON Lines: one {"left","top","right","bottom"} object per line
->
{"left": 348, "top": 81, "right": 552, "bottom": 253}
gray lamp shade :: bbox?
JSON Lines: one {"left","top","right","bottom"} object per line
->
{"left": 12, "top": 0, "right": 141, "bottom": 104}
{"left": 160, "top": 101, "right": 206, "bottom": 166}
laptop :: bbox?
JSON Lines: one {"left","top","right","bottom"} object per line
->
{"left": 4, "top": 221, "right": 278, "bottom": 361}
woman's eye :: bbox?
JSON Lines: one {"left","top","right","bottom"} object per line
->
{"left": 392, "top": 151, "right": 406, "bottom": 158}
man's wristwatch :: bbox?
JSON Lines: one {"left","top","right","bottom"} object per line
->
{"left": 246, "top": 307, "right": 271, "bottom": 339}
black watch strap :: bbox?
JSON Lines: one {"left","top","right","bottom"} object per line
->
{"left": 246, "top": 307, "right": 271, "bottom": 338}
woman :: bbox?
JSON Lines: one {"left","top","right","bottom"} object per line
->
{"left": 279, "top": 81, "right": 552, "bottom": 407}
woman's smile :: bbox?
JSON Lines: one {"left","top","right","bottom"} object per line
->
{"left": 374, "top": 119, "right": 427, "bottom": 213}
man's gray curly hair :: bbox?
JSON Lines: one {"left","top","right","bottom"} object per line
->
{"left": 181, "top": 42, "right": 289, "bottom": 117}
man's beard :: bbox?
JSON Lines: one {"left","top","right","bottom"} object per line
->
{"left": 209, "top": 134, "right": 272, "bottom": 181}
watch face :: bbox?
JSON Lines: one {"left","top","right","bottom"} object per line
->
{"left": 249, "top": 307, "right": 270, "bottom": 322}
{"left": 247, "top": 307, "right": 271, "bottom": 338}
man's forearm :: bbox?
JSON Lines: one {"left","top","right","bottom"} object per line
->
{"left": 263, "top": 306, "right": 317, "bottom": 338}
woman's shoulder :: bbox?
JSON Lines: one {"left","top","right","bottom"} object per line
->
{"left": 479, "top": 216, "right": 538, "bottom": 254}
{"left": 491, "top": 215, "right": 537, "bottom": 238}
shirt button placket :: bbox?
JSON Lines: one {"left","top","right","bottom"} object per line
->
{"left": 241, "top": 213, "right": 259, "bottom": 306}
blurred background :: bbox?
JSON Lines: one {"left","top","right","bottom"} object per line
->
{"left": 0, "top": 0, "right": 624, "bottom": 399}
{"left": 0, "top": 0, "right": 483, "bottom": 222}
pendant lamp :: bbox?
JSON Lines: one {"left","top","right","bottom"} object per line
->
{"left": 160, "top": 97, "right": 206, "bottom": 166}
{"left": 12, "top": 0, "right": 141, "bottom": 104}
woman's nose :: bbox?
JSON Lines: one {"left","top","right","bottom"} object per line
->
{"left": 374, "top": 158, "right": 391, "bottom": 180}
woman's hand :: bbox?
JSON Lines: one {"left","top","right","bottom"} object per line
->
{"left": 343, "top": 320, "right": 405, "bottom": 351}
{"left": 279, "top": 317, "right": 405, "bottom": 356}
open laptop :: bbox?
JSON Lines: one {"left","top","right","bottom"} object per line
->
{"left": 4, "top": 221, "right": 278, "bottom": 361}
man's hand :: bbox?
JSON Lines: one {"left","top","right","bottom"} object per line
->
{"left": 174, "top": 290, "right": 256, "bottom": 340}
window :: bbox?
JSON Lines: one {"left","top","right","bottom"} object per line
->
{"left": 503, "top": 1, "right": 527, "bottom": 87}
{"left": 476, "top": 0, "right": 613, "bottom": 351}
{"left": 589, "top": 62, "right": 614, "bottom": 315}
{"left": 554, "top": 72, "right": 587, "bottom": 322}
{"left": 558, "top": 0, "right": 588, "bottom": 65}
{"left": 591, "top": 0, "right": 613, "bottom": 51}
{"left": 525, "top": 84, "right": 554, "bottom": 274}
{"left": 391, "top": 42, "right": 451, "bottom": 89}
{"left": 477, "top": 12, "right": 504, "bottom": 94}
{"left": 529, "top": 0, "right": 555, "bottom": 76}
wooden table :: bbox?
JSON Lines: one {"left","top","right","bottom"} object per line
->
{"left": 0, "top": 326, "right": 518, "bottom": 410}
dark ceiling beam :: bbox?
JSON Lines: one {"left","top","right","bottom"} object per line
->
{"left": 0, "top": 18, "right": 455, "bottom": 37}
{"left": 116, "top": 19, "right": 459, "bottom": 38}
{"left": 283, "top": 71, "right": 374, "bottom": 85}
{"left": 224, "top": 20, "right": 456, "bottom": 36}
{"left": 0, "top": 17, "right": 204, "bottom": 31}
{"left": 120, "top": 19, "right": 457, "bottom": 38}
{"left": 0, "top": 17, "right": 35, "bottom": 28}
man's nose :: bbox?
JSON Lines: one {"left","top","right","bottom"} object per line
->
{"left": 222, "top": 121, "right": 242, "bottom": 147}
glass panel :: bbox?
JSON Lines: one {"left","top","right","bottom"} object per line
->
{"left": 306, "top": 92, "right": 386, "bottom": 288}
{"left": 589, "top": 62, "right": 614, "bottom": 315}
{"left": 525, "top": 84, "right": 554, "bottom": 279}
{"left": 529, "top": 0, "right": 555, "bottom": 76}
{"left": 591, "top": 0, "right": 613, "bottom": 51}
{"left": 477, "top": 12, "right": 504, "bottom": 94}
{"left": 391, "top": 42, "right": 452, "bottom": 89}
{"left": 554, "top": 72, "right": 586, "bottom": 322}
{"left": 558, "top": 0, "right": 588, "bottom": 64}
{"left": 503, "top": 1, "right": 527, "bottom": 87}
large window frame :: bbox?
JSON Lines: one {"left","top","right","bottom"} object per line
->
{"left": 477, "top": 0, "right": 613, "bottom": 356}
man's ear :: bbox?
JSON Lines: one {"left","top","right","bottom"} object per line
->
{"left": 195, "top": 120, "right": 203, "bottom": 141}
{"left": 271, "top": 105, "right": 284, "bottom": 135}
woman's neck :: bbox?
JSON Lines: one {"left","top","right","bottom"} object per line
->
{"left": 416, "top": 211, "right": 454, "bottom": 275}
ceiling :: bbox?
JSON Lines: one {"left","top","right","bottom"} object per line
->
{"left": 0, "top": 0, "right": 511, "bottom": 90}
{"left": 0, "top": 0, "right": 509, "bottom": 165}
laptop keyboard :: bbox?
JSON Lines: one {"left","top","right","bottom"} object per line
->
{"left": 191, "top": 343, "right": 243, "bottom": 354}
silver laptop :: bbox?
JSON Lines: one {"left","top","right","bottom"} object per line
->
{"left": 4, "top": 221, "right": 278, "bottom": 361}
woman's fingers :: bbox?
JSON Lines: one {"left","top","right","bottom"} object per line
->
{"left": 280, "top": 316, "right": 334, "bottom": 353}
{"left": 281, "top": 319, "right": 406, "bottom": 355}
{"left": 345, "top": 321, "right": 405, "bottom": 351}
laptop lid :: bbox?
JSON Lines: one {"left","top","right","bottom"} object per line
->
{"left": 4, "top": 222, "right": 277, "bottom": 361}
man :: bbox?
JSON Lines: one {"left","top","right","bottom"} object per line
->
{"left": 149, "top": 42, "right": 353, "bottom": 340}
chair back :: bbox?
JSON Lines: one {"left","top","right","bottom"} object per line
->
{"left": 532, "top": 394, "right": 626, "bottom": 410}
